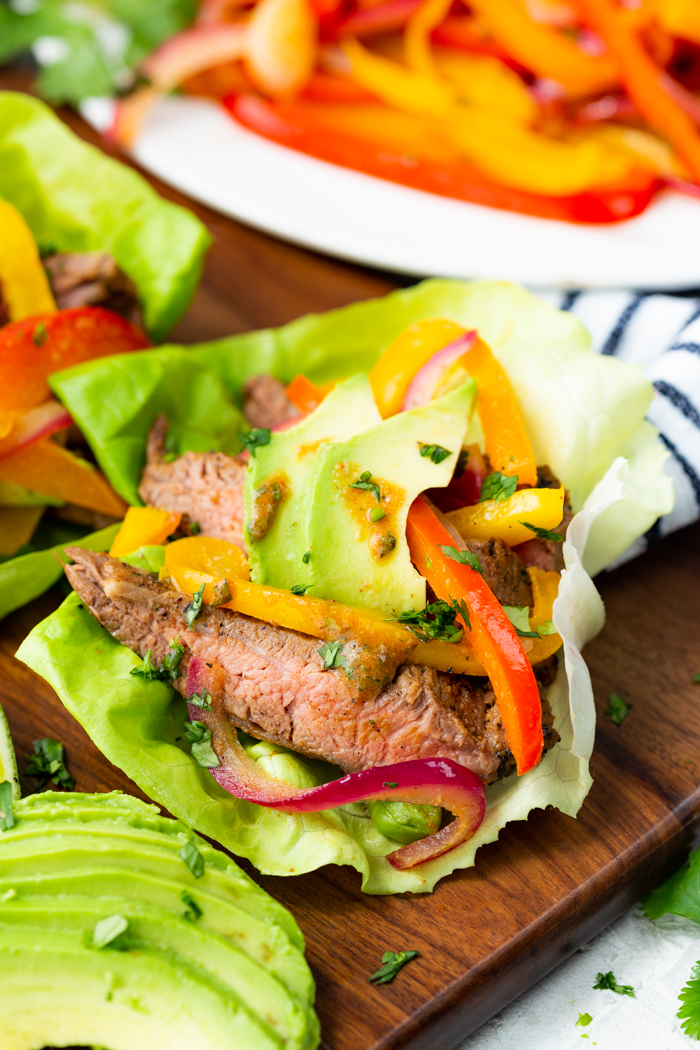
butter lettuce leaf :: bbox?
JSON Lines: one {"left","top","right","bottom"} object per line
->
{"left": 0, "top": 91, "right": 209, "bottom": 339}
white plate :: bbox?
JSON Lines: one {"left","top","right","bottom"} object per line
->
{"left": 83, "top": 95, "right": 700, "bottom": 289}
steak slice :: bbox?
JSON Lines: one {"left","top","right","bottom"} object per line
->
{"left": 464, "top": 537, "right": 534, "bottom": 608}
{"left": 65, "top": 549, "right": 558, "bottom": 784}
{"left": 243, "top": 375, "right": 299, "bottom": 430}
{"left": 513, "top": 464, "right": 573, "bottom": 573}
{"left": 43, "top": 252, "right": 142, "bottom": 326}
{"left": 138, "top": 415, "right": 247, "bottom": 549}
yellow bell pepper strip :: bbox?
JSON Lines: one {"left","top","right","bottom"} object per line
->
{"left": 434, "top": 49, "right": 538, "bottom": 124}
{"left": 468, "top": 0, "right": 620, "bottom": 98}
{"left": 0, "top": 200, "right": 56, "bottom": 322}
{"left": 659, "top": 0, "right": 700, "bottom": 47}
{"left": 576, "top": 0, "right": 700, "bottom": 184}
{"left": 446, "top": 486, "right": 565, "bottom": 547}
{"left": 458, "top": 337, "right": 538, "bottom": 487}
{"left": 524, "top": 566, "right": 563, "bottom": 663}
{"left": 413, "top": 639, "right": 486, "bottom": 675}
{"left": 286, "top": 374, "right": 324, "bottom": 413}
{"left": 342, "top": 36, "right": 454, "bottom": 117}
{"left": 0, "top": 505, "right": 44, "bottom": 557}
{"left": 369, "top": 318, "right": 465, "bottom": 418}
{"left": 406, "top": 496, "right": 543, "bottom": 775}
{"left": 163, "top": 535, "right": 250, "bottom": 590}
{"left": 0, "top": 441, "right": 128, "bottom": 519}
{"left": 405, "top": 0, "right": 453, "bottom": 76}
{"left": 109, "top": 507, "right": 182, "bottom": 559}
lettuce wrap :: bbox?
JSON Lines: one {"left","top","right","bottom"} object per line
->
{"left": 17, "top": 279, "right": 674, "bottom": 893}
{"left": 0, "top": 91, "right": 209, "bottom": 339}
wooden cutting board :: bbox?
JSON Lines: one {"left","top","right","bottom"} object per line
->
{"left": 2, "top": 69, "right": 700, "bottom": 1050}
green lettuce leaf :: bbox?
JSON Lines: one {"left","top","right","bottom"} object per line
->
{"left": 0, "top": 91, "right": 209, "bottom": 339}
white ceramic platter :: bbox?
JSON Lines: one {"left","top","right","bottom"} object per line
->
{"left": 83, "top": 95, "right": 700, "bottom": 289}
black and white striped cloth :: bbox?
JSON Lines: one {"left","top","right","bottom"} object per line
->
{"left": 539, "top": 289, "right": 700, "bottom": 564}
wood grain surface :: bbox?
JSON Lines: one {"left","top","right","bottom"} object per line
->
{"left": 2, "top": 68, "right": 700, "bottom": 1050}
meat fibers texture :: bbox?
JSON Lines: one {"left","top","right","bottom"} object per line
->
{"left": 243, "top": 375, "right": 300, "bottom": 429}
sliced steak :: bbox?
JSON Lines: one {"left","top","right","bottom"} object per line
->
{"left": 43, "top": 252, "right": 142, "bottom": 326}
{"left": 513, "top": 464, "right": 573, "bottom": 573}
{"left": 138, "top": 415, "right": 247, "bottom": 549}
{"left": 464, "top": 537, "right": 534, "bottom": 608}
{"left": 243, "top": 375, "right": 299, "bottom": 430}
{"left": 65, "top": 548, "right": 558, "bottom": 784}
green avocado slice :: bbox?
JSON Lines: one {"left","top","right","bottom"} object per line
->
{"left": 245, "top": 373, "right": 381, "bottom": 589}
{"left": 305, "top": 381, "right": 477, "bottom": 616}
{"left": 0, "top": 925, "right": 282, "bottom": 1050}
{"left": 0, "top": 896, "right": 313, "bottom": 1050}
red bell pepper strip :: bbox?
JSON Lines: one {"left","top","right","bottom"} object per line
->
{"left": 286, "top": 373, "right": 324, "bottom": 413}
{"left": 226, "top": 94, "right": 661, "bottom": 224}
{"left": 406, "top": 496, "right": 544, "bottom": 775}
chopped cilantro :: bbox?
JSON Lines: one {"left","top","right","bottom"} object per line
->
{"left": 187, "top": 688, "right": 213, "bottom": 711}
{"left": 239, "top": 428, "right": 271, "bottom": 456}
{"left": 181, "top": 890, "right": 203, "bottom": 922}
{"left": 395, "top": 600, "right": 463, "bottom": 643}
{"left": 502, "top": 605, "right": 539, "bottom": 639}
{"left": 576, "top": 1013, "right": 592, "bottom": 1027}
{"left": 519, "top": 521, "right": 563, "bottom": 542}
{"left": 183, "top": 721, "right": 220, "bottom": 768}
{"left": 184, "top": 583, "right": 205, "bottom": 628}
{"left": 24, "top": 738, "right": 74, "bottom": 791}
{"left": 537, "top": 620, "right": 557, "bottom": 636}
{"left": 593, "top": 971, "right": 635, "bottom": 997}
{"left": 302, "top": 551, "right": 311, "bottom": 564}
{"left": 370, "top": 507, "right": 386, "bottom": 522}
{"left": 439, "top": 545, "right": 483, "bottom": 573}
{"left": 130, "top": 639, "right": 184, "bottom": 681}
{"left": 349, "top": 470, "right": 381, "bottom": 502}
{"left": 369, "top": 950, "right": 420, "bottom": 985}
{"left": 678, "top": 962, "right": 700, "bottom": 1038}
{"left": 605, "top": 693, "right": 630, "bottom": 726}
{"left": 0, "top": 781, "right": 14, "bottom": 831}
{"left": 162, "top": 451, "right": 178, "bottom": 463}
{"left": 291, "top": 584, "right": 309, "bottom": 595}
{"left": 480, "top": 471, "right": 518, "bottom": 502}
{"left": 449, "top": 596, "right": 471, "bottom": 631}
{"left": 378, "top": 533, "right": 396, "bottom": 558}
{"left": 211, "top": 580, "right": 232, "bottom": 607}
{"left": 179, "top": 841, "right": 205, "bottom": 878}
{"left": 188, "top": 521, "right": 201, "bottom": 535}
{"left": 318, "top": 641, "right": 350, "bottom": 676}
{"left": 419, "top": 443, "right": 453, "bottom": 465}
{"left": 91, "top": 914, "right": 128, "bottom": 950}
{"left": 32, "top": 321, "right": 48, "bottom": 347}
{"left": 383, "top": 782, "right": 398, "bottom": 789}
{"left": 694, "top": 673, "right": 700, "bottom": 684}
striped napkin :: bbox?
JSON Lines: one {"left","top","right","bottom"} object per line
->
{"left": 538, "top": 289, "right": 700, "bottom": 566}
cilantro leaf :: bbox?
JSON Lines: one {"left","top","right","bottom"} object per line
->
{"left": 181, "top": 889, "right": 202, "bottom": 922}
{"left": 576, "top": 1013, "right": 592, "bottom": 1027}
{"left": 130, "top": 639, "right": 184, "bottom": 681}
{"left": 24, "top": 738, "right": 74, "bottom": 791}
{"left": 642, "top": 848, "right": 700, "bottom": 923}
{"left": 188, "top": 521, "right": 201, "bottom": 535}
{"left": 291, "top": 584, "right": 309, "bottom": 595}
{"left": 178, "top": 841, "right": 205, "bottom": 878}
{"left": 479, "top": 471, "right": 518, "bottom": 502}
{"left": 519, "top": 521, "right": 563, "bottom": 543}
{"left": 317, "top": 641, "right": 350, "bottom": 676}
{"left": 239, "top": 428, "right": 271, "bottom": 456}
{"left": 502, "top": 605, "right": 540, "bottom": 639}
{"left": 395, "top": 600, "right": 464, "bottom": 643}
{"left": 184, "top": 583, "right": 205, "bottom": 627}
{"left": 419, "top": 443, "right": 453, "bottom": 465}
{"left": 439, "top": 545, "right": 483, "bottom": 574}
{"left": 187, "top": 688, "right": 212, "bottom": 711}
{"left": 0, "top": 781, "right": 14, "bottom": 832}
{"left": 32, "top": 321, "right": 47, "bottom": 347}
{"left": 678, "top": 962, "right": 700, "bottom": 1039}
{"left": 369, "top": 950, "right": 420, "bottom": 985}
{"left": 537, "top": 620, "right": 557, "bottom": 637}
{"left": 605, "top": 692, "right": 630, "bottom": 726}
{"left": 349, "top": 471, "right": 381, "bottom": 502}
{"left": 449, "top": 596, "right": 471, "bottom": 631}
{"left": 91, "top": 914, "right": 129, "bottom": 950}
{"left": 694, "top": 673, "right": 700, "bottom": 684}
{"left": 593, "top": 971, "right": 635, "bottom": 997}
{"left": 302, "top": 551, "right": 311, "bottom": 564}
{"left": 183, "top": 722, "right": 220, "bottom": 768}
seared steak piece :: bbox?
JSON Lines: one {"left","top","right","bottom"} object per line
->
{"left": 464, "top": 537, "right": 534, "bottom": 608}
{"left": 43, "top": 252, "right": 142, "bottom": 326}
{"left": 513, "top": 464, "right": 573, "bottom": 574}
{"left": 65, "top": 549, "right": 558, "bottom": 784}
{"left": 243, "top": 375, "right": 299, "bottom": 430}
{"left": 139, "top": 415, "right": 247, "bottom": 549}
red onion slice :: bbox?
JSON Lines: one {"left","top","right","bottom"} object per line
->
{"left": 0, "top": 400, "right": 72, "bottom": 462}
{"left": 185, "top": 658, "right": 486, "bottom": 870}
{"left": 399, "top": 330, "right": 477, "bottom": 413}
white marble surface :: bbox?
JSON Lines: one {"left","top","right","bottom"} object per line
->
{"left": 462, "top": 908, "right": 700, "bottom": 1049}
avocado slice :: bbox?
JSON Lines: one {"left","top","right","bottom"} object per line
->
{"left": 245, "top": 374, "right": 381, "bottom": 589}
{"left": 305, "top": 381, "right": 476, "bottom": 616}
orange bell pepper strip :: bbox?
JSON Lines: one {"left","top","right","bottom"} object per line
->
{"left": 109, "top": 506, "right": 182, "bottom": 558}
{"left": 524, "top": 566, "right": 563, "bottom": 664}
{"left": 0, "top": 441, "right": 128, "bottom": 519}
{"left": 286, "top": 374, "right": 324, "bottom": 413}
{"left": 0, "top": 505, "right": 45, "bottom": 557}
{"left": 369, "top": 318, "right": 465, "bottom": 417}
{"left": 458, "top": 337, "right": 538, "bottom": 487}
{"left": 446, "top": 486, "right": 565, "bottom": 546}
{"left": 405, "top": 0, "right": 452, "bottom": 75}
{"left": 468, "top": 0, "right": 620, "bottom": 98}
{"left": 576, "top": 0, "right": 700, "bottom": 184}
{"left": 406, "top": 496, "right": 544, "bottom": 775}
{"left": 0, "top": 201, "right": 56, "bottom": 322}
{"left": 163, "top": 535, "right": 250, "bottom": 589}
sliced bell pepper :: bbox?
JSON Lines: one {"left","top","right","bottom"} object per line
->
{"left": 0, "top": 441, "right": 127, "bottom": 519}
{"left": 405, "top": 0, "right": 453, "bottom": 75}
{"left": 341, "top": 36, "right": 454, "bottom": 116}
{"left": 0, "top": 401, "right": 72, "bottom": 460}
{"left": 286, "top": 374, "right": 324, "bottom": 413}
{"left": 659, "top": 0, "right": 700, "bottom": 48}
{"left": 576, "top": 0, "right": 700, "bottom": 183}
{"left": 369, "top": 318, "right": 465, "bottom": 418}
{"left": 446, "top": 486, "right": 565, "bottom": 546}
{"left": 0, "top": 200, "right": 56, "bottom": 322}
{"left": 406, "top": 496, "right": 544, "bottom": 775}
{"left": 336, "top": 0, "right": 423, "bottom": 40}
{"left": 434, "top": 49, "right": 537, "bottom": 124}
{"left": 0, "top": 307, "right": 150, "bottom": 419}
{"left": 163, "top": 535, "right": 250, "bottom": 588}
{"left": 524, "top": 566, "right": 563, "bottom": 664}
{"left": 428, "top": 442, "right": 487, "bottom": 512}
{"left": 431, "top": 16, "right": 512, "bottom": 61}
{"left": 458, "top": 338, "right": 538, "bottom": 487}
{"left": 0, "top": 505, "right": 44, "bottom": 557}
{"left": 109, "top": 506, "right": 182, "bottom": 559}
